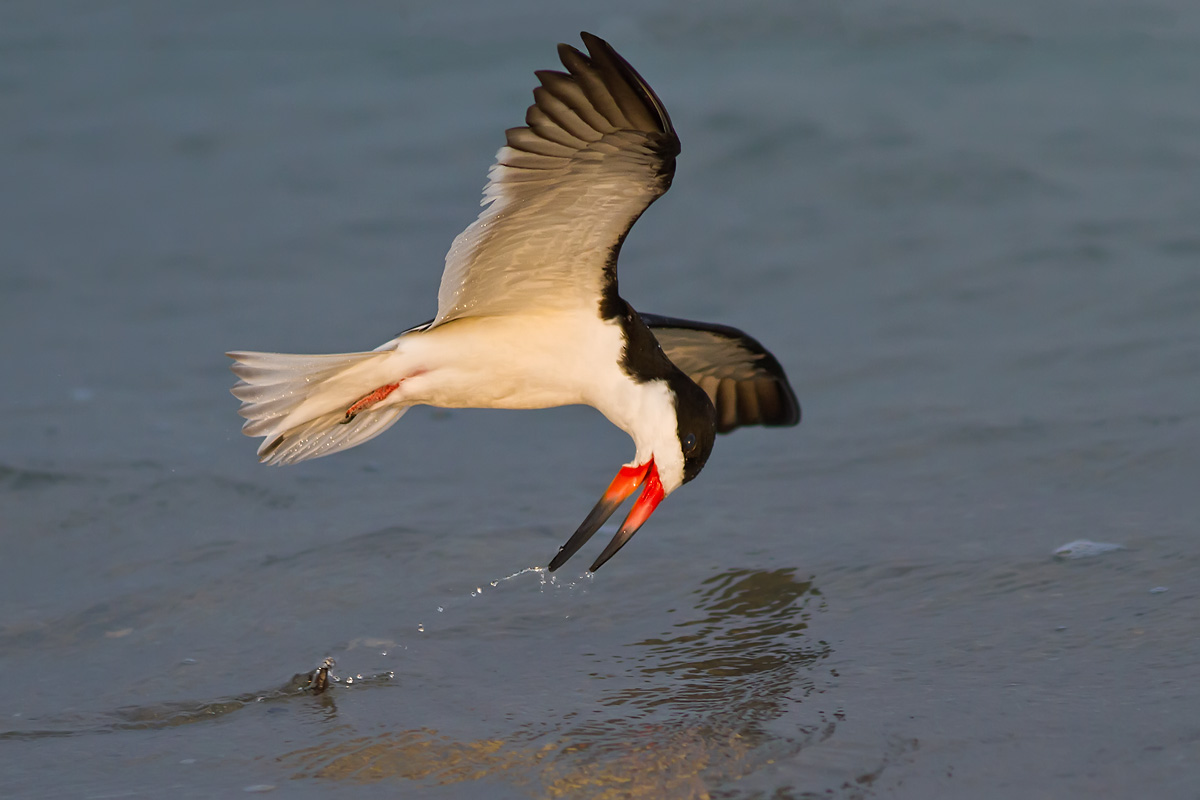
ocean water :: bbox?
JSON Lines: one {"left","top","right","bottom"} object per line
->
{"left": 3, "top": 1, "right": 1199, "bottom": 797}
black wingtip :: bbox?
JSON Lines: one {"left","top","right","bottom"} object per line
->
{"left": 571, "top": 32, "right": 677, "bottom": 144}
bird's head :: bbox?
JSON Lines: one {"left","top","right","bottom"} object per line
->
{"left": 548, "top": 375, "right": 715, "bottom": 572}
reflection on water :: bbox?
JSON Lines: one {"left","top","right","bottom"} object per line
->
{"left": 609, "top": 569, "right": 828, "bottom": 719}
{"left": 283, "top": 568, "right": 834, "bottom": 797}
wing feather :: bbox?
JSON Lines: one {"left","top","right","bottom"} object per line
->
{"left": 433, "top": 33, "right": 679, "bottom": 326}
{"left": 556, "top": 45, "right": 633, "bottom": 128}
{"left": 641, "top": 314, "right": 801, "bottom": 434}
{"left": 535, "top": 70, "right": 614, "bottom": 132}
{"left": 504, "top": 126, "right": 576, "bottom": 158}
{"left": 531, "top": 85, "right": 604, "bottom": 142}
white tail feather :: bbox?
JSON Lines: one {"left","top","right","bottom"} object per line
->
{"left": 227, "top": 350, "right": 407, "bottom": 465}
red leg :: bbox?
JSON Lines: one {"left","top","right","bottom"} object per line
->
{"left": 342, "top": 382, "right": 401, "bottom": 423}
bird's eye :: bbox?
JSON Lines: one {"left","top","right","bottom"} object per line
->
{"left": 683, "top": 433, "right": 697, "bottom": 454}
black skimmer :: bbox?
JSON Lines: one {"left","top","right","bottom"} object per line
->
{"left": 228, "top": 33, "right": 799, "bottom": 572}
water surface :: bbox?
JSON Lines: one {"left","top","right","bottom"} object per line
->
{"left": 2, "top": 1, "right": 1199, "bottom": 797}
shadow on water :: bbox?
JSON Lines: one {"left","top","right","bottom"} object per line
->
{"left": 0, "top": 569, "right": 834, "bottom": 797}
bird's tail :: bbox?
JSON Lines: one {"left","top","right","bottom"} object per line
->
{"left": 227, "top": 349, "right": 408, "bottom": 465}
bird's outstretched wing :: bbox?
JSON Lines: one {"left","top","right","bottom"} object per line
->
{"left": 641, "top": 314, "right": 801, "bottom": 433}
{"left": 433, "top": 33, "right": 680, "bottom": 326}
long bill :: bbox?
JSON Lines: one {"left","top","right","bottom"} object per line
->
{"left": 547, "top": 459, "right": 667, "bottom": 573}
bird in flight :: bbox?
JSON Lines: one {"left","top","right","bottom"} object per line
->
{"left": 228, "top": 33, "right": 799, "bottom": 572}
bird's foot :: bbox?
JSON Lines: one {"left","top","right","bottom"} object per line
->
{"left": 341, "top": 382, "right": 401, "bottom": 423}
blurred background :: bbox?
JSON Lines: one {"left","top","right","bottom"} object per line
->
{"left": 2, "top": 1, "right": 1198, "bottom": 797}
